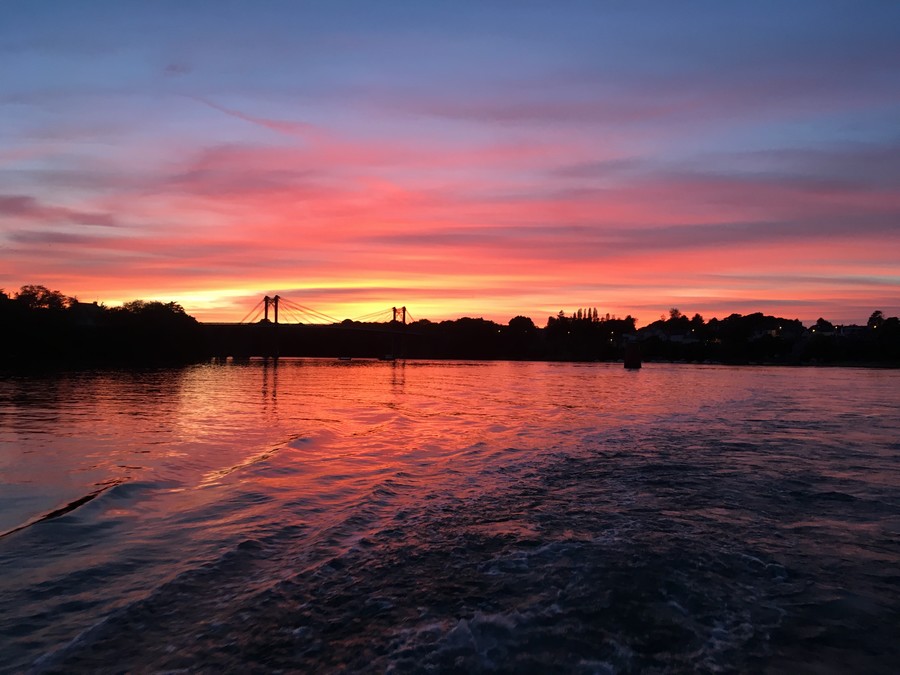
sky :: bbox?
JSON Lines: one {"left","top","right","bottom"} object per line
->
{"left": 2, "top": 0, "right": 899, "bottom": 326}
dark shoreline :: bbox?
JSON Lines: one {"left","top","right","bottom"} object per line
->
{"left": 3, "top": 289, "right": 898, "bottom": 370}
{"left": 3, "top": 356, "right": 899, "bottom": 377}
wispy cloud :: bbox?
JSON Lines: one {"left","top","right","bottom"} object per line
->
{"left": 0, "top": 194, "right": 120, "bottom": 227}
{"left": 190, "top": 97, "right": 322, "bottom": 140}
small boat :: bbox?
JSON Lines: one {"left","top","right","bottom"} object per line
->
{"left": 624, "top": 344, "right": 642, "bottom": 370}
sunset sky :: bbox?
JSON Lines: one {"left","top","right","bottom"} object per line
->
{"left": 2, "top": 1, "right": 899, "bottom": 326}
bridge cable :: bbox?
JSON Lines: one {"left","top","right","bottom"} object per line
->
{"left": 351, "top": 307, "right": 393, "bottom": 322}
{"left": 275, "top": 299, "right": 325, "bottom": 325}
{"left": 239, "top": 297, "right": 265, "bottom": 324}
{"left": 279, "top": 298, "right": 340, "bottom": 324}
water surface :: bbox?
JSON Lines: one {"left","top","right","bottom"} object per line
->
{"left": 1, "top": 360, "right": 898, "bottom": 672}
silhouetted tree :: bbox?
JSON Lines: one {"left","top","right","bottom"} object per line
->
{"left": 15, "top": 285, "right": 70, "bottom": 310}
{"left": 813, "top": 317, "right": 835, "bottom": 333}
{"left": 508, "top": 315, "right": 536, "bottom": 333}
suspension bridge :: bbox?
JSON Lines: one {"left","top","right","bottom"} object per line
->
{"left": 237, "top": 295, "right": 416, "bottom": 326}
{"left": 203, "top": 295, "right": 423, "bottom": 359}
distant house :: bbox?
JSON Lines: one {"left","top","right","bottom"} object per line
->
{"left": 637, "top": 323, "right": 697, "bottom": 343}
{"left": 836, "top": 324, "right": 866, "bottom": 336}
{"left": 69, "top": 301, "right": 105, "bottom": 327}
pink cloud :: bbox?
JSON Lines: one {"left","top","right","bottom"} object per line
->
{"left": 3, "top": 106, "right": 897, "bottom": 327}
{"left": 0, "top": 194, "right": 120, "bottom": 227}
{"left": 191, "top": 97, "right": 323, "bottom": 140}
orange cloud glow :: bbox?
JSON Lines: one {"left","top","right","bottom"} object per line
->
{"left": 2, "top": 3, "right": 899, "bottom": 326}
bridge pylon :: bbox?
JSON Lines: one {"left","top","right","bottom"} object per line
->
{"left": 263, "top": 295, "right": 281, "bottom": 323}
{"left": 391, "top": 306, "right": 407, "bottom": 325}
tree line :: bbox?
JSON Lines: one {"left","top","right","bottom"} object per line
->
{"left": 1, "top": 285, "right": 897, "bottom": 368}
{"left": 1, "top": 285, "right": 205, "bottom": 367}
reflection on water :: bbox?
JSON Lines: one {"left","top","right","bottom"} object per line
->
{"left": 0, "top": 360, "right": 898, "bottom": 672}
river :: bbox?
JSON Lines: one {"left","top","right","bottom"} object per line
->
{"left": 1, "top": 360, "right": 898, "bottom": 672}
